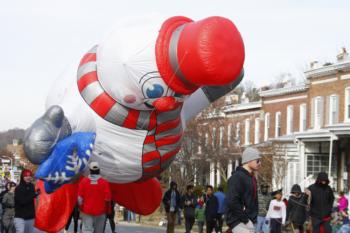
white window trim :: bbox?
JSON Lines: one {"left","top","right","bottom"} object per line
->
{"left": 236, "top": 122, "right": 241, "bottom": 145}
{"left": 275, "top": 112, "right": 281, "bottom": 138}
{"left": 254, "top": 118, "right": 260, "bottom": 144}
{"left": 244, "top": 119, "right": 250, "bottom": 145}
{"left": 299, "top": 103, "right": 306, "bottom": 132}
{"left": 286, "top": 105, "right": 293, "bottom": 135}
{"left": 345, "top": 87, "right": 350, "bottom": 122}
{"left": 264, "top": 113, "right": 270, "bottom": 141}
{"left": 329, "top": 94, "right": 338, "bottom": 125}
{"left": 219, "top": 126, "right": 224, "bottom": 146}
{"left": 227, "top": 124, "right": 232, "bottom": 146}
{"left": 314, "top": 96, "right": 323, "bottom": 129}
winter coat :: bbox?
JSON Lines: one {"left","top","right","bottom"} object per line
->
{"left": 308, "top": 173, "right": 335, "bottom": 220}
{"left": 214, "top": 191, "right": 226, "bottom": 214}
{"left": 287, "top": 194, "right": 308, "bottom": 227}
{"left": 257, "top": 192, "right": 271, "bottom": 217}
{"left": 78, "top": 175, "right": 111, "bottom": 216}
{"left": 225, "top": 166, "right": 258, "bottom": 229}
{"left": 162, "top": 189, "right": 181, "bottom": 213}
{"left": 14, "top": 181, "right": 37, "bottom": 220}
{"left": 182, "top": 193, "right": 197, "bottom": 218}
{"left": 338, "top": 196, "right": 348, "bottom": 212}
{"left": 205, "top": 194, "right": 218, "bottom": 221}
{"left": 195, "top": 206, "right": 205, "bottom": 222}
{"left": 2, "top": 192, "right": 15, "bottom": 229}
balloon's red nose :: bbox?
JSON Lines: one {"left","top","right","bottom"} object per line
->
{"left": 152, "top": 96, "right": 178, "bottom": 112}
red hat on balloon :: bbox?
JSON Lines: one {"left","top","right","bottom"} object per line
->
{"left": 156, "top": 16, "right": 245, "bottom": 95}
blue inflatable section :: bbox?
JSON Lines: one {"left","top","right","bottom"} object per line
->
{"left": 35, "top": 132, "right": 96, "bottom": 193}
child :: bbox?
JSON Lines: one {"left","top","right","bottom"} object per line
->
{"left": 195, "top": 197, "right": 205, "bottom": 233}
{"left": 266, "top": 189, "right": 286, "bottom": 233}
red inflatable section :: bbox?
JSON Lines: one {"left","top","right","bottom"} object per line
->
{"left": 34, "top": 180, "right": 78, "bottom": 233}
{"left": 110, "top": 178, "right": 162, "bottom": 215}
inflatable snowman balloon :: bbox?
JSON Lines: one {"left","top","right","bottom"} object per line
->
{"left": 24, "top": 15, "right": 244, "bottom": 232}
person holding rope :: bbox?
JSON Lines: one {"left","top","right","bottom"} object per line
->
{"left": 306, "top": 172, "right": 334, "bottom": 233}
{"left": 287, "top": 184, "right": 308, "bottom": 233}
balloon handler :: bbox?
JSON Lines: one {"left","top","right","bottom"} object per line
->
{"left": 24, "top": 15, "right": 245, "bottom": 232}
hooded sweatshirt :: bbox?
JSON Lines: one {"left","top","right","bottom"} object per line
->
{"left": 308, "top": 172, "right": 335, "bottom": 219}
{"left": 14, "top": 171, "right": 37, "bottom": 220}
{"left": 287, "top": 184, "right": 308, "bottom": 226}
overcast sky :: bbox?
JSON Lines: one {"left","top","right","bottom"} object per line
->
{"left": 1, "top": 0, "right": 349, "bottom": 131}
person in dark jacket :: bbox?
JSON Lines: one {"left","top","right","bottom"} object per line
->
{"left": 225, "top": 147, "right": 261, "bottom": 233}
{"left": 306, "top": 172, "right": 334, "bottom": 233}
{"left": 162, "top": 181, "right": 181, "bottom": 233}
{"left": 14, "top": 169, "right": 40, "bottom": 233}
{"left": 287, "top": 184, "right": 308, "bottom": 233}
{"left": 255, "top": 183, "right": 271, "bottom": 233}
{"left": 214, "top": 186, "right": 226, "bottom": 233}
{"left": 2, "top": 182, "right": 16, "bottom": 233}
{"left": 205, "top": 185, "right": 218, "bottom": 233}
{"left": 182, "top": 185, "right": 197, "bottom": 233}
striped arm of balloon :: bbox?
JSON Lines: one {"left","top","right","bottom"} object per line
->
{"left": 35, "top": 132, "right": 96, "bottom": 193}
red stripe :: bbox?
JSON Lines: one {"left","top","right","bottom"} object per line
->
{"left": 148, "top": 111, "right": 157, "bottom": 131}
{"left": 77, "top": 71, "right": 98, "bottom": 92}
{"left": 160, "top": 147, "right": 181, "bottom": 163}
{"left": 144, "top": 135, "right": 155, "bottom": 144}
{"left": 155, "top": 133, "right": 182, "bottom": 147}
{"left": 156, "top": 118, "right": 180, "bottom": 134}
{"left": 90, "top": 93, "right": 116, "bottom": 117}
{"left": 123, "top": 109, "right": 140, "bottom": 129}
{"left": 79, "top": 53, "right": 96, "bottom": 67}
{"left": 144, "top": 165, "right": 161, "bottom": 173}
{"left": 142, "top": 151, "right": 160, "bottom": 163}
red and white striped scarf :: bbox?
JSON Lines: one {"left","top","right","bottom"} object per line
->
{"left": 77, "top": 46, "right": 183, "bottom": 180}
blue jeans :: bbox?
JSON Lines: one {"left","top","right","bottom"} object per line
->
{"left": 337, "top": 224, "right": 350, "bottom": 233}
{"left": 255, "top": 216, "right": 269, "bottom": 233}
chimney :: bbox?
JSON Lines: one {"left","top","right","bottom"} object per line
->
{"left": 310, "top": 61, "right": 320, "bottom": 69}
{"left": 337, "top": 47, "right": 349, "bottom": 62}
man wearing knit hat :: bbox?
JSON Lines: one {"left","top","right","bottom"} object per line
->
{"left": 225, "top": 147, "right": 261, "bottom": 233}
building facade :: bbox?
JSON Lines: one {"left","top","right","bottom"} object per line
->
{"left": 193, "top": 48, "right": 350, "bottom": 193}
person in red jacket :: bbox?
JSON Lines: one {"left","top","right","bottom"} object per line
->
{"left": 78, "top": 161, "right": 111, "bottom": 233}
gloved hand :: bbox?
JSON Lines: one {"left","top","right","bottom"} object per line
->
{"left": 35, "top": 132, "right": 96, "bottom": 193}
{"left": 24, "top": 106, "right": 72, "bottom": 164}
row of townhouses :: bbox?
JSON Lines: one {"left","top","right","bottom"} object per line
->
{"left": 191, "top": 48, "right": 350, "bottom": 194}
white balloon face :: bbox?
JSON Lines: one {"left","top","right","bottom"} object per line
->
{"left": 96, "top": 15, "right": 186, "bottom": 110}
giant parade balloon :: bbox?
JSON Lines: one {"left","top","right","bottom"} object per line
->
{"left": 24, "top": 15, "right": 245, "bottom": 232}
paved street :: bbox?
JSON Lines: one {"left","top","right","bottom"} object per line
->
{"left": 35, "top": 222, "right": 181, "bottom": 233}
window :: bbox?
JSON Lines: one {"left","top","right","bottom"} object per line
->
{"left": 299, "top": 104, "right": 307, "bottom": 132}
{"left": 264, "top": 113, "right": 270, "bottom": 141}
{"left": 227, "top": 124, "right": 232, "bottom": 146}
{"left": 254, "top": 118, "right": 260, "bottom": 144}
{"left": 287, "top": 105, "right": 294, "bottom": 134}
{"left": 275, "top": 112, "right": 281, "bottom": 137}
{"left": 212, "top": 127, "right": 216, "bottom": 148}
{"left": 219, "top": 126, "right": 224, "bottom": 146}
{"left": 205, "top": 133, "right": 209, "bottom": 145}
{"left": 245, "top": 119, "right": 250, "bottom": 145}
{"left": 329, "top": 95, "right": 339, "bottom": 125}
{"left": 236, "top": 123, "right": 241, "bottom": 145}
{"left": 345, "top": 88, "right": 350, "bottom": 122}
{"left": 314, "top": 97, "right": 324, "bottom": 129}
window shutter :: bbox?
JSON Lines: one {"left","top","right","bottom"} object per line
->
{"left": 311, "top": 98, "right": 315, "bottom": 128}
{"left": 325, "top": 96, "right": 330, "bottom": 125}
{"left": 319, "top": 97, "right": 324, "bottom": 127}
{"left": 335, "top": 95, "right": 339, "bottom": 124}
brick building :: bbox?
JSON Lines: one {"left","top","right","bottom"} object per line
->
{"left": 194, "top": 48, "right": 350, "bottom": 193}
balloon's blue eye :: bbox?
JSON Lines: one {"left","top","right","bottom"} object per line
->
{"left": 146, "top": 84, "right": 164, "bottom": 98}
